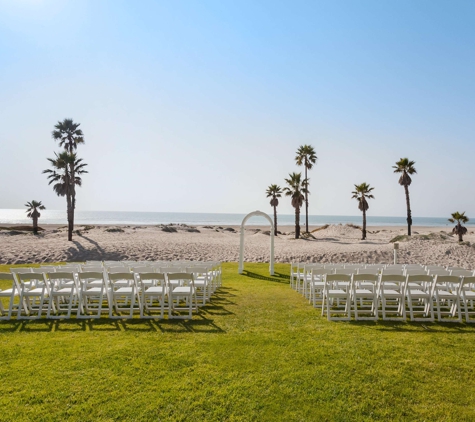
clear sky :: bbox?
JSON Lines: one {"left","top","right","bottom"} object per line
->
{"left": 0, "top": 0, "right": 474, "bottom": 218}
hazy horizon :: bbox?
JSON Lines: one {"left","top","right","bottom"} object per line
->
{"left": 1, "top": 0, "right": 474, "bottom": 218}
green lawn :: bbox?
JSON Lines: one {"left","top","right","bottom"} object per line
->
{"left": 1, "top": 262, "right": 475, "bottom": 421}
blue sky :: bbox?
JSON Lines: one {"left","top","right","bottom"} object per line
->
{"left": 0, "top": 0, "right": 474, "bottom": 218}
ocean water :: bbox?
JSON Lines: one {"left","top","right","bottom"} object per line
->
{"left": 0, "top": 209, "right": 467, "bottom": 227}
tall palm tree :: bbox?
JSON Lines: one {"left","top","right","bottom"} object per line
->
{"left": 52, "top": 118, "right": 85, "bottom": 233}
{"left": 449, "top": 212, "right": 469, "bottom": 242}
{"left": 295, "top": 145, "right": 317, "bottom": 233}
{"left": 25, "top": 200, "right": 46, "bottom": 235}
{"left": 393, "top": 158, "right": 417, "bottom": 236}
{"left": 351, "top": 183, "right": 374, "bottom": 240}
{"left": 266, "top": 184, "right": 282, "bottom": 236}
{"left": 283, "top": 172, "right": 307, "bottom": 239}
{"left": 43, "top": 152, "right": 88, "bottom": 241}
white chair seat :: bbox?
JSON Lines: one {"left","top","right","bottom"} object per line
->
{"left": 24, "top": 288, "right": 46, "bottom": 296}
{"left": 435, "top": 290, "right": 456, "bottom": 297}
{"left": 114, "top": 287, "right": 133, "bottom": 294}
{"left": 408, "top": 290, "right": 430, "bottom": 298}
{"left": 0, "top": 289, "right": 15, "bottom": 296}
{"left": 83, "top": 287, "right": 105, "bottom": 295}
{"left": 145, "top": 286, "right": 165, "bottom": 294}
{"left": 328, "top": 289, "right": 347, "bottom": 297}
{"left": 52, "top": 288, "right": 76, "bottom": 295}
{"left": 172, "top": 286, "right": 195, "bottom": 294}
{"left": 381, "top": 289, "right": 401, "bottom": 296}
{"left": 354, "top": 289, "right": 373, "bottom": 296}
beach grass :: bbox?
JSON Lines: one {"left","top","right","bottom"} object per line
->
{"left": 1, "top": 262, "right": 475, "bottom": 421}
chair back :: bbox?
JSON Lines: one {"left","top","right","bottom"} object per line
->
{"left": 46, "top": 272, "right": 76, "bottom": 290}
{"left": 353, "top": 274, "right": 378, "bottom": 282}
{"left": 167, "top": 273, "right": 194, "bottom": 287}
{"left": 334, "top": 268, "right": 355, "bottom": 275}
{"left": 432, "top": 275, "right": 462, "bottom": 293}
{"left": 380, "top": 274, "right": 406, "bottom": 290}
{"left": 382, "top": 268, "right": 404, "bottom": 276}
{"left": 324, "top": 273, "right": 351, "bottom": 289}
{"left": 405, "top": 268, "right": 428, "bottom": 276}
{"left": 450, "top": 269, "right": 474, "bottom": 277}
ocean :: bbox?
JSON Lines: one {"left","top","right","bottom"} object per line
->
{"left": 0, "top": 209, "right": 466, "bottom": 227}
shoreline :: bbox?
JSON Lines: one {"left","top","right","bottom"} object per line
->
{"left": 0, "top": 223, "right": 458, "bottom": 231}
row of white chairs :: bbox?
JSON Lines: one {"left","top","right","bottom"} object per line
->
{"left": 0, "top": 261, "right": 222, "bottom": 320}
{"left": 290, "top": 263, "right": 475, "bottom": 323}
{"left": 291, "top": 263, "right": 474, "bottom": 299}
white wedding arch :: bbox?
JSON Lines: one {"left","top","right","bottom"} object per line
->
{"left": 238, "top": 210, "right": 275, "bottom": 275}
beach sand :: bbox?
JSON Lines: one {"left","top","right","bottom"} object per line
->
{"left": 0, "top": 223, "right": 474, "bottom": 268}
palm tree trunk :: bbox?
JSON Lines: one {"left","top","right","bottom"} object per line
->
{"left": 70, "top": 160, "right": 76, "bottom": 241}
{"left": 305, "top": 164, "right": 309, "bottom": 233}
{"left": 362, "top": 209, "right": 366, "bottom": 240}
{"left": 273, "top": 205, "right": 278, "bottom": 236}
{"left": 66, "top": 169, "right": 73, "bottom": 241}
{"left": 67, "top": 195, "right": 73, "bottom": 241}
{"left": 33, "top": 216, "right": 38, "bottom": 235}
{"left": 458, "top": 224, "right": 463, "bottom": 242}
{"left": 295, "top": 207, "right": 300, "bottom": 239}
{"left": 404, "top": 185, "right": 412, "bottom": 236}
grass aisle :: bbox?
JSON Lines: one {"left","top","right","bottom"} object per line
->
{"left": 1, "top": 262, "right": 475, "bottom": 421}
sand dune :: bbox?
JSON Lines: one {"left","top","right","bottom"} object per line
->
{"left": 0, "top": 224, "right": 474, "bottom": 268}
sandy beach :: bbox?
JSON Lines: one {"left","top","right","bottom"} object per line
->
{"left": 1, "top": 223, "right": 474, "bottom": 268}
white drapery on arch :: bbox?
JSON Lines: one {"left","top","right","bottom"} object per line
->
{"left": 238, "top": 211, "right": 275, "bottom": 275}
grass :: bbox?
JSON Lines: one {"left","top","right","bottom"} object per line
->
{"left": 1, "top": 262, "right": 475, "bottom": 421}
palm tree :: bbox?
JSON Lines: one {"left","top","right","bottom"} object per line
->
{"left": 351, "top": 183, "right": 375, "bottom": 240}
{"left": 295, "top": 145, "right": 317, "bottom": 233}
{"left": 266, "top": 184, "right": 282, "bottom": 235}
{"left": 25, "top": 200, "right": 46, "bottom": 234}
{"left": 52, "top": 118, "right": 84, "bottom": 153}
{"left": 393, "top": 158, "right": 417, "bottom": 236}
{"left": 43, "top": 152, "right": 88, "bottom": 241}
{"left": 283, "top": 172, "right": 307, "bottom": 239}
{"left": 52, "top": 119, "right": 85, "bottom": 234}
{"left": 449, "top": 212, "right": 469, "bottom": 242}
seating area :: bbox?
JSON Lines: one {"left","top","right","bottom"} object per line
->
{"left": 291, "top": 262, "right": 475, "bottom": 323}
{"left": 0, "top": 260, "right": 222, "bottom": 320}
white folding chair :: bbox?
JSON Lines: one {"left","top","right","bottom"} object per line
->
{"left": 0, "top": 273, "right": 21, "bottom": 320}
{"left": 167, "top": 273, "right": 197, "bottom": 319}
{"left": 16, "top": 273, "right": 52, "bottom": 320}
{"left": 46, "top": 272, "right": 80, "bottom": 319}
{"left": 300, "top": 264, "right": 324, "bottom": 299}
{"left": 136, "top": 272, "right": 167, "bottom": 319}
{"left": 431, "top": 275, "right": 462, "bottom": 322}
{"left": 459, "top": 276, "right": 475, "bottom": 323}
{"left": 378, "top": 274, "right": 406, "bottom": 321}
{"left": 186, "top": 266, "right": 211, "bottom": 306}
{"left": 108, "top": 273, "right": 140, "bottom": 319}
{"left": 322, "top": 274, "right": 352, "bottom": 321}
{"left": 308, "top": 269, "right": 332, "bottom": 308}
{"left": 77, "top": 272, "right": 110, "bottom": 319}
{"left": 405, "top": 275, "right": 434, "bottom": 322}
{"left": 352, "top": 274, "right": 379, "bottom": 321}
{"left": 290, "top": 262, "right": 304, "bottom": 291}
